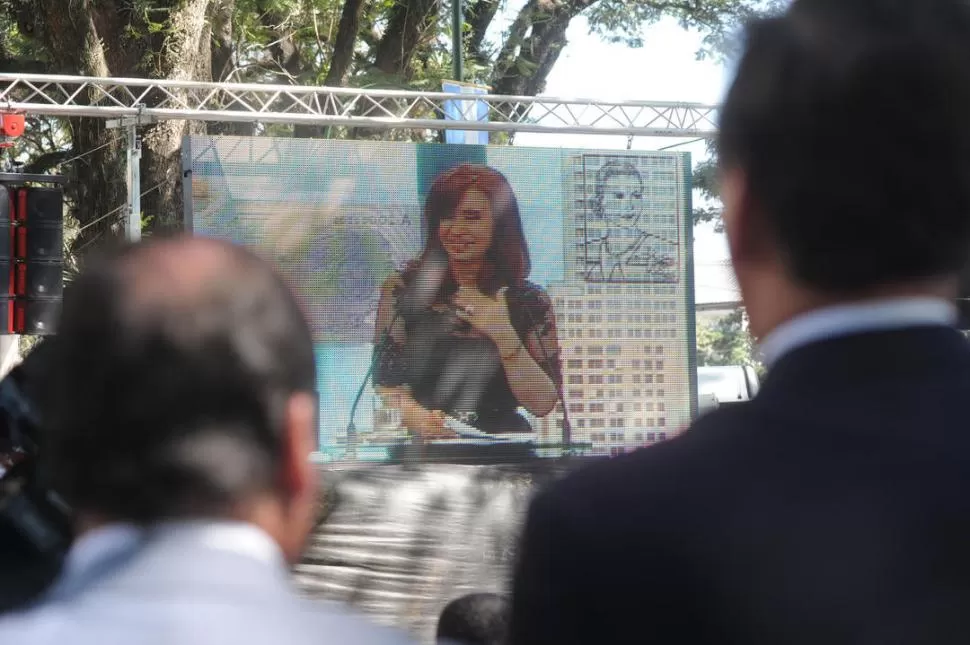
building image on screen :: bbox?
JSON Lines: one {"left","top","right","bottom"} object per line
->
{"left": 582, "top": 156, "right": 680, "bottom": 284}
{"left": 184, "top": 137, "right": 695, "bottom": 463}
{"left": 532, "top": 152, "right": 693, "bottom": 457}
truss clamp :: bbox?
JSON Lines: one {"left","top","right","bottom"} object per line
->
{"left": 107, "top": 105, "right": 154, "bottom": 129}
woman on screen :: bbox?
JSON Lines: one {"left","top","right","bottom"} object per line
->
{"left": 373, "top": 163, "right": 562, "bottom": 439}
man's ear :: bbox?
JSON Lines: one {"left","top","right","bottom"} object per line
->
{"left": 720, "top": 165, "right": 766, "bottom": 266}
{"left": 279, "top": 392, "right": 317, "bottom": 499}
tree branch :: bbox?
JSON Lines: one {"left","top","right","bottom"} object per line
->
{"left": 491, "top": 0, "right": 537, "bottom": 86}
{"left": 466, "top": 0, "right": 500, "bottom": 67}
{"left": 0, "top": 55, "right": 50, "bottom": 73}
{"left": 210, "top": 0, "right": 235, "bottom": 82}
{"left": 260, "top": 7, "right": 304, "bottom": 81}
{"left": 373, "top": 0, "right": 440, "bottom": 79}
{"left": 291, "top": 0, "right": 366, "bottom": 139}
{"left": 492, "top": 0, "right": 597, "bottom": 99}
{"left": 22, "top": 150, "right": 71, "bottom": 174}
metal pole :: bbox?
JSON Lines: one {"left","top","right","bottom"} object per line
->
{"left": 452, "top": 0, "right": 463, "bottom": 82}
{"left": 126, "top": 123, "right": 141, "bottom": 242}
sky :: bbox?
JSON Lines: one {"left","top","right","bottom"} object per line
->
{"left": 499, "top": 10, "right": 742, "bottom": 305}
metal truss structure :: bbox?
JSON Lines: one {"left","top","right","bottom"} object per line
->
{"left": 0, "top": 73, "right": 719, "bottom": 138}
{"left": 0, "top": 73, "right": 720, "bottom": 240}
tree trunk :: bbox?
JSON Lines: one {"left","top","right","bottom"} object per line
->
{"left": 466, "top": 0, "right": 501, "bottom": 68}
{"left": 67, "top": 120, "right": 129, "bottom": 257}
{"left": 211, "top": 0, "right": 235, "bottom": 82}
{"left": 324, "top": 0, "right": 366, "bottom": 86}
{"left": 373, "top": 0, "right": 440, "bottom": 79}
{"left": 208, "top": 0, "right": 257, "bottom": 137}
{"left": 350, "top": 0, "right": 440, "bottom": 140}
{"left": 258, "top": 6, "right": 317, "bottom": 138}
{"left": 294, "top": 0, "right": 367, "bottom": 139}
{"left": 261, "top": 8, "right": 304, "bottom": 82}
{"left": 16, "top": 0, "right": 138, "bottom": 256}
{"left": 14, "top": 0, "right": 216, "bottom": 244}
{"left": 491, "top": 0, "right": 597, "bottom": 101}
{"left": 139, "top": 0, "right": 214, "bottom": 234}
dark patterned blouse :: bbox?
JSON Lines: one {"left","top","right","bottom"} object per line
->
{"left": 373, "top": 273, "right": 562, "bottom": 434}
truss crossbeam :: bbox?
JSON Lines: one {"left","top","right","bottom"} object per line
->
{"left": 0, "top": 73, "right": 719, "bottom": 138}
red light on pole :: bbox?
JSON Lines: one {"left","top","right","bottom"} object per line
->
{"left": 0, "top": 113, "right": 25, "bottom": 148}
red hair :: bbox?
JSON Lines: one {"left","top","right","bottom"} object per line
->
{"left": 409, "top": 164, "right": 531, "bottom": 297}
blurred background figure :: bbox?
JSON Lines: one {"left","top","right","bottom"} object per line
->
{"left": 437, "top": 593, "right": 509, "bottom": 645}
{"left": 0, "top": 235, "right": 412, "bottom": 645}
{"left": 0, "top": 339, "right": 70, "bottom": 613}
{"left": 510, "top": 0, "right": 970, "bottom": 644}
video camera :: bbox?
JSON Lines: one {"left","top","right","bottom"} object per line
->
{"left": 0, "top": 339, "right": 72, "bottom": 613}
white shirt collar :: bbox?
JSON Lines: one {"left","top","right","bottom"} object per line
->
{"left": 64, "top": 523, "right": 142, "bottom": 579}
{"left": 758, "top": 297, "right": 957, "bottom": 368}
{"left": 150, "top": 520, "right": 285, "bottom": 568}
{"left": 65, "top": 520, "right": 284, "bottom": 578}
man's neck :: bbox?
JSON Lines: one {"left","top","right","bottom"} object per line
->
{"left": 74, "top": 495, "right": 296, "bottom": 564}
{"left": 744, "top": 276, "right": 958, "bottom": 342}
{"left": 64, "top": 521, "right": 143, "bottom": 577}
{"left": 757, "top": 295, "right": 958, "bottom": 368}
{"left": 70, "top": 517, "right": 287, "bottom": 569}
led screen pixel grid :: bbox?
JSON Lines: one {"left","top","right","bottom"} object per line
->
{"left": 185, "top": 136, "right": 696, "bottom": 463}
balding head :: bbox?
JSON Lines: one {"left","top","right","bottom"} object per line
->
{"left": 43, "top": 235, "right": 317, "bottom": 552}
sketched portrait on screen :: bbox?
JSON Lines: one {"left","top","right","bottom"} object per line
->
{"left": 582, "top": 158, "right": 678, "bottom": 283}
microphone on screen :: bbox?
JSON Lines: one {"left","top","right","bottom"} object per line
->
{"left": 396, "top": 256, "right": 448, "bottom": 320}
{"left": 344, "top": 307, "right": 403, "bottom": 460}
{"left": 348, "top": 258, "right": 449, "bottom": 454}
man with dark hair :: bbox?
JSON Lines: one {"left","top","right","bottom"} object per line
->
{"left": 0, "top": 235, "right": 411, "bottom": 644}
{"left": 436, "top": 593, "right": 509, "bottom": 645}
{"left": 510, "top": 1, "right": 970, "bottom": 644}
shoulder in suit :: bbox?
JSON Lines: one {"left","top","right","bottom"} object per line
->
{"left": 509, "top": 327, "right": 970, "bottom": 645}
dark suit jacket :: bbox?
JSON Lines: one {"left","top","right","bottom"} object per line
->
{"left": 509, "top": 326, "right": 970, "bottom": 645}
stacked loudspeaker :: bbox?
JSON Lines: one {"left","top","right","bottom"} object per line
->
{"left": 0, "top": 184, "right": 63, "bottom": 335}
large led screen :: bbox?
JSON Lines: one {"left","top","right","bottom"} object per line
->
{"left": 184, "top": 136, "right": 697, "bottom": 464}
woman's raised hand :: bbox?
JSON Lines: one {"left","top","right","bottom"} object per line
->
{"left": 452, "top": 286, "right": 514, "bottom": 340}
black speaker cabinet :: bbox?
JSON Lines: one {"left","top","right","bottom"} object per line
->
{"left": 0, "top": 297, "right": 11, "bottom": 334}
{"left": 0, "top": 258, "right": 10, "bottom": 298}
{"left": 23, "top": 262, "right": 62, "bottom": 300}
{"left": 0, "top": 186, "right": 10, "bottom": 225}
{"left": 21, "top": 298, "right": 59, "bottom": 335}
{"left": 0, "top": 222, "right": 10, "bottom": 261}
{"left": 23, "top": 188, "right": 63, "bottom": 227}
{"left": 21, "top": 226, "right": 63, "bottom": 262}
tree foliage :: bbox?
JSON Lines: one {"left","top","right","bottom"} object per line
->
{"left": 695, "top": 308, "right": 759, "bottom": 369}
{"left": 0, "top": 0, "right": 772, "bottom": 256}
{"left": 691, "top": 151, "right": 723, "bottom": 231}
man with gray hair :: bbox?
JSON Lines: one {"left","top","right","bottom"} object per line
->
{"left": 0, "top": 235, "right": 412, "bottom": 645}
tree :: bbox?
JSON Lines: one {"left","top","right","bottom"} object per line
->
{"left": 5, "top": 0, "right": 216, "bottom": 251}
{"left": 692, "top": 141, "right": 724, "bottom": 231}
{"left": 690, "top": 0, "right": 791, "bottom": 231}
{"left": 695, "top": 308, "right": 760, "bottom": 370}
{"left": 1, "top": 0, "right": 774, "bottom": 257}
